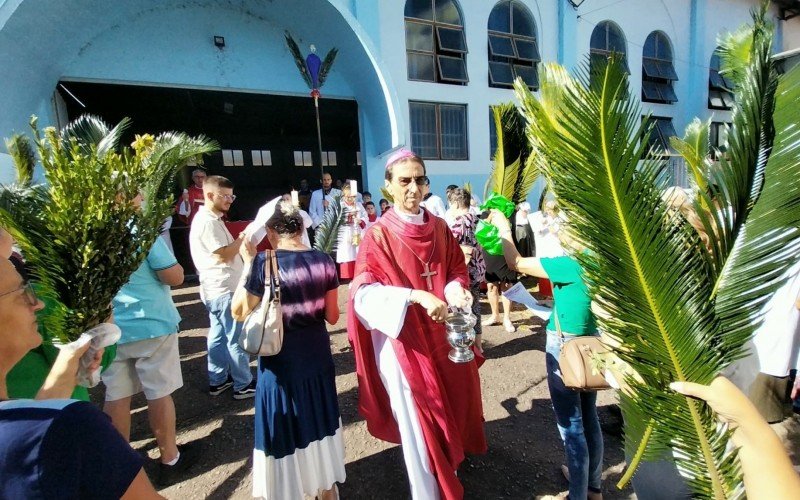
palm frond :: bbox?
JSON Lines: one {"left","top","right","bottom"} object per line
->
{"left": 517, "top": 56, "right": 741, "bottom": 498}
{"left": 670, "top": 117, "right": 712, "bottom": 195}
{"left": 284, "top": 31, "right": 313, "bottom": 89}
{"left": 317, "top": 47, "right": 338, "bottom": 88}
{"left": 714, "top": 60, "right": 800, "bottom": 358}
{"left": 313, "top": 194, "right": 346, "bottom": 254}
{"left": 379, "top": 186, "right": 394, "bottom": 204}
{"left": 0, "top": 116, "right": 211, "bottom": 342}
{"left": 486, "top": 103, "right": 531, "bottom": 202}
{"left": 5, "top": 134, "right": 36, "bottom": 185}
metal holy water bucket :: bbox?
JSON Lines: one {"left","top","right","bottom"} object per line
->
{"left": 444, "top": 310, "right": 477, "bottom": 363}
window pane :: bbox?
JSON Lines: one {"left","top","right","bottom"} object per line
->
{"left": 408, "top": 53, "right": 435, "bottom": 81}
{"left": 512, "top": 3, "right": 535, "bottom": 37}
{"left": 514, "top": 64, "right": 539, "bottom": 88}
{"left": 710, "top": 52, "right": 722, "bottom": 71}
{"left": 438, "top": 55, "right": 468, "bottom": 82}
{"left": 709, "top": 90, "right": 725, "bottom": 108}
{"left": 643, "top": 58, "right": 660, "bottom": 78}
{"left": 709, "top": 69, "right": 726, "bottom": 89}
{"left": 721, "top": 73, "right": 735, "bottom": 91}
{"left": 251, "top": 150, "right": 262, "bottom": 166}
{"left": 439, "top": 104, "right": 467, "bottom": 160}
{"left": 590, "top": 24, "right": 607, "bottom": 51}
{"left": 406, "top": 21, "right": 434, "bottom": 52}
{"left": 643, "top": 33, "right": 657, "bottom": 58}
{"left": 656, "top": 34, "right": 672, "bottom": 60}
{"left": 435, "top": 0, "right": 461, "bottom": 25}
{"left": 489, "top": 34, "right": 516, "bottom": 58}
{"left": 607, "top": 25, "right": 626, "bottom": 54}
{"left": 437, "top": 26, "right": 466, "bottom": 53}
{"left": 642, "top": 80, "right": 661, "bottom": 101}
{"left": 514, "top": 38, "right": 540, "bottom": 62}
{"left": 721, "top": 90, "right": 735, "bottom": 108}
{"left": 410, "top": 102, "right": 439, "bottom": 159}
{"left": 489, "top": 61, "right": 515, "bottom": 86}
{"left": 405, "top": 0, "right": 433, "bottom": 20}
{"left": 659, "top": 83, "right": 678, "bottom": 103}
{"left": 657, "top": 60, "right": 678, "bottom": 81}
{"left": 657, "top": 119, "right": 678, "bottom": 143}
{"left": 488, "top": 2, "right": 511, "bottom": 33}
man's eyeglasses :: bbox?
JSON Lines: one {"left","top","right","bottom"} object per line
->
{"left": 0, "top": 282, "right": 39, "bottom": 307}
{"left": 215, "top": 193, "right": 237, "bottom": 202}
{"left": 395, "top": 176, "right": 429, "bottom": 187}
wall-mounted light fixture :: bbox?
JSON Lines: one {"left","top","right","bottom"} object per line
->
{"left": 214, "top": 36, "right": 225, "bottom": 49}
{"left": 568, "top": 0, "right": 586, "bottom": 8}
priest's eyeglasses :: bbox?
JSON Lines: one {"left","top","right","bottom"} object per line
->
{"left": 395, "top": 175, "right": 429, "bottom": 187}
{"left": 0, "top": 282, "right": 38, "bottom": 307}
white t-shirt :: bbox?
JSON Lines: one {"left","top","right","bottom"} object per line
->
{"left": 420, "top": 194, "right": 447, "bottom": 219}
{"left": 189, "top": 205, "right": 244, "bottom": 301}
{"left": 752, "top": 261, "right": 800, "bottom": 377}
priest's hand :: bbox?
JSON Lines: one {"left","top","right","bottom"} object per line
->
{"left": 445, "top": 285, "right": 472, "bottom": 310}
{"left": 410, "top": 290, "right": 448, "bottom": 323}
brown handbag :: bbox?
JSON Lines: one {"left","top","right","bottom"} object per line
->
{"left": 555, "top": 307, "right": 611, "bottom": 391}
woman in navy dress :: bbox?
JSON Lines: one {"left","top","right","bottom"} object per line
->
{"left": 232, "top": 200, "right": 344, "bottom": 500}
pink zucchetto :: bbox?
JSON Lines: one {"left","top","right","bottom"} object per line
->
{"left": 385, "top": 148, "right": 417, "bottom": 171}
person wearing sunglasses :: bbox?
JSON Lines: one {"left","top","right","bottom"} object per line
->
{"left": 0, "top": 258, "right": 163, "bottom": 498}
{"left": 189, "top": 175, "right": 255, "bottom": 400}
{"left": 347, "top": 148, "right": 486, "bottom": 499}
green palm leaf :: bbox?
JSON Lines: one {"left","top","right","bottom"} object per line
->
{"left": 516, "top": 56, "right": 741, "bottom": 498}
{"left": 284, "top": 31, "right": 313, "bottom": 89}
{"left": 670, "top": 117, "right": 712, "bottom": 196}
{"left": 5, "top": 133, "right": 36, "bottom": 185}
{"left": 0, "top": 115, "right": 216, "bottom": 342}
{"left": 313, "top": 194, "right": 346, "bottom": 254}
{"left": 485, "top": 102, "right": 537, "bottom": 204}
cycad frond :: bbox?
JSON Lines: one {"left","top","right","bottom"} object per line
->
{"left": 317, "top": 47, "right": 339, "bottom": 88}
{"left": 284, "top": 31, "right": 313, "bottom": 89}
{"left": 61, "top": 114, "right": 131, "bottom": 158}
{"left": 486, "top": 103, "right": 533, "bottom": 204}
{"left": 714, "top": 61, "right": 800, "bottom": 356}
{"left": 5, "top": 134, "right": 36, "bottom": 185}
{"left": 516, "top": 56, "right": 741, "bottom": 498}
{"left": 313, "top": 194, "right": 346, "bottom": 254}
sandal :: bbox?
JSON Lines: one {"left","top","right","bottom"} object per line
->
{"left": 481, "top": 317, "right": 500, "bottom": 327}
{"left": 503, "top": 320, "right": 516, "bottom": 333}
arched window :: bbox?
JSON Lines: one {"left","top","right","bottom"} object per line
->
{"left": 589, "top": 21, "right": 628, "bottom": 73}
{"left": 642, "top": 31, "right": 678, "bottom": 104}
{"left": 709, "top": 48, "right": 734, "bottom": 110}
{"left": 405, "top": 0, "right": 468, "bottom": 84}
{"left": 487, "top": 0, "right": 540, "bottom": 89}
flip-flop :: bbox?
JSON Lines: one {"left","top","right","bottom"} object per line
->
{"left": 503, "top": 320, "right": 516, "bottom": 333}
{"left": 481, "top": 318, "right": 500, "bottom": 327}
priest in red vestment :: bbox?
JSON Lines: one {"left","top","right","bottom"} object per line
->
{"left": 175, "top": 168, "right": 207, "bottom": 225}
{"left": 347, "top": 149, "right": 487, "bottom": 500}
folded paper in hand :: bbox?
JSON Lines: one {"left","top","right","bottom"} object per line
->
{"left": 502, "top": 282, "right": 552, "bottom": 320}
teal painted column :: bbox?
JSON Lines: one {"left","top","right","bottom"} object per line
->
{"left": 558, "top": 0, "right": 579, "bottom": 71}
{"left": 686, "top": 0, "right": 706, "bottom": 125}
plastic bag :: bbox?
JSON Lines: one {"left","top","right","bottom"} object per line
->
{"left": 479, "top": 192, "right": 516, "bottom": 218}
{"left": 475, "top": 220, "right": 504, "bottom": 255}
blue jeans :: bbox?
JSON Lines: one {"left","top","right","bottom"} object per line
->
{"left": 203, "top": 292, "right": 253, "bottom": 390}
{"left": 546, "top": 330, "right": 604, "bottom": 499}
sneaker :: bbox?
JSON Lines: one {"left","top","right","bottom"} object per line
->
{"left": 233, "top": 380, "right": 256, "bottom": 400}
{"left": 157, "top": 441, "right": 202, "bottom": 486}
{"left": 209, "top": 375, "right": 233, "bottom": 396}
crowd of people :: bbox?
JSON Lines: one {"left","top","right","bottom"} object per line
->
{"left": 0, "top": 148, "right": 799, "bottom": 500}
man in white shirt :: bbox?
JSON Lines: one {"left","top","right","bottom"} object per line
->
{"left": 420, "top": 178, "right": 447, "bottom": 219}
{"left": 308, "top": 172, "right": 342, "bottom": 229}
{"left": 189, "top": 175, "right": 254, "bottom": 399}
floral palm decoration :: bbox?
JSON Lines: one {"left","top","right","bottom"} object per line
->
{"left": 0, "top": 115, "right": 217, "bottom": 343}
{"left": 513, "top": 3, "right": 799, "bottom": 498}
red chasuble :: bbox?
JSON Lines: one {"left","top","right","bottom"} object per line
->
{"left": 347, "top": 208, "right": 487, "bottom": 500}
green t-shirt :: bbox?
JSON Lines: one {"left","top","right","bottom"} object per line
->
{"left": 540, "top": 256, "right": 597, "bottom": 335}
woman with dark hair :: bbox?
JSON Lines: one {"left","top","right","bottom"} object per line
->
{"left": 446, "top": 188, "right": 486, "bottom": 351}
{"left": 232, "top": 201, "right": 344, "bottom": 500}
